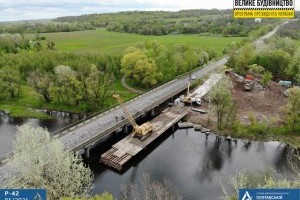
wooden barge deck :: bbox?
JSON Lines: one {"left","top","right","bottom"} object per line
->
{"left": 100, "top": 106, "right": 188, "bottom": 171}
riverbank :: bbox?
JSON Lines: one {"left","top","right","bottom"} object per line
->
{"left": 0, "top": 105, "right": 53, "bottom": 120}
{"left": 0, "top": 80, "right": 136, "bottom": 119}
{"left": 185, "top": 108, "right": 300, "bottom": 149}
{"left": 88, "top": 125, "right": 296, "bottom": 200}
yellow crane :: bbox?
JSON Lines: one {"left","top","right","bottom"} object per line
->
{"left": 113, "top": 94, "right": 153, "bottom": 140}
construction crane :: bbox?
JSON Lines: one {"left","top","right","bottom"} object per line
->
{"left": 113, "top": 94, "right": 153, "bottom": 140}
{"left": 182, "top": 64, "right": 197, "bottom": 105}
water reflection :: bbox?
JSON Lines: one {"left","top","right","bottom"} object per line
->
{"left": 243, "top": 140, "right": 252, "bottom": 151}
{"left": 89, "top": 129, "right": 296, "bottom": 200}
{"left": 0, "top": 111, "right": 297, "bottom": 200}
{"left": 0, "top": 111, "right": 80, "bottom": 156}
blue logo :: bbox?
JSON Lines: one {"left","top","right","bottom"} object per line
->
{"left": 0, "top": 189, "right": 46, "bottom": 200}
{"left": 239, "top": 189, "right": 299, "bottom": 200}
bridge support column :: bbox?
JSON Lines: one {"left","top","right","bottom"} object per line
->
{"left": 85, "top": 146, "right": 91, "bottom": 158}
{"left": 150, "top": 108, "right": 155, "bottom": 117}
{"left": 124, "top": 124, "right": 128, "bottom": 134}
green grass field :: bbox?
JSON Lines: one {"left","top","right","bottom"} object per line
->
{"left": 40, "top": 29, "right": 244, "bottom": 55}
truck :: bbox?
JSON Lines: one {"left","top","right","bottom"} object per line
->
{"left": 244, "top": 75, "right": 254, "bottom": 91}
{"left": 279, "top": 80, "right": 292, "bottom": 88}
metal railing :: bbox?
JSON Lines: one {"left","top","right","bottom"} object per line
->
{"left": 52, "top": 56, "right": 226, "bottom": 138}
{"left": 71, "top": 82, "right": 190, "bottom": 151}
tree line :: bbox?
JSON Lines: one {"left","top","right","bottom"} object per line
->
{"left": 121, "top": 41, "right": 219, "bottom": 87}
{"left": 0, "top": 33, "right": 57, "bottom": 54}
{"left": 0, "top": 48, "right": 120, "bottom": 111}
{"left": 0, "top": 9, "right": 279, "bottom": 37}
{"left": 0, "top": 39, "right": 224, "bottom": 112}
{"left": 107, "top": 16, "right": 276, "bottom": 37}
{"left": 227, "top": 36, "right": 300, "bottom": 85}
{"left": 0, "top": 21, "right": 95, "bottom": 34}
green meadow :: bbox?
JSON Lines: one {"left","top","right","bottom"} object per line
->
{"left": 41, "top": 29, "right": 244, "bottom": 55}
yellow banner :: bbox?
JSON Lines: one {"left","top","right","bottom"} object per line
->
{"left": 234, "top": 9, "right": 294, "bottom": 18}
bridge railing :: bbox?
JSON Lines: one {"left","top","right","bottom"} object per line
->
{"left": 52, "top": 55, "right": 226, "bottom": 138}
{"left": 0, "top": 153, "right": 11, "bottom": 165}
{"left": 71, "top": 80, "right": 191, "bottom": 151}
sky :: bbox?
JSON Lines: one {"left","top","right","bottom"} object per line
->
{"left": 0, "top": 0, "right": 299, "bottom": 22}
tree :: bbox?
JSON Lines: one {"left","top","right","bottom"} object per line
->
{"left": 62, "top": 192, "right": 113, "bottom": 200}
{"left": 274, "top": 37, "right": 298, "bottom": 56}
{"left": 121, "top": 174, "right": 183, "bottom": 200}
{"left": 261, "top": 71, "right": 273, "bottom": 87}
{"left": 285, "top": 87, "right": 300, "bottom": 133}
{"left": 198, "top": 50, "right": 209, "bottom": 65}
{"left": 223, "top": 169, "right": 300, "bottom": 200}
{"left": 248, "top": 64, "right": 265, "bottom": 77}
{"left": 46, "top": 41, "right": 56, "bottom": 50}
{"left": 210, "top": 77, "right": 235, "bottom": 129}
{"left": 228, "top": 44, "right": 256, "bottom": 75}
{"left": 28, "top": 70, "right": 52, "bottom": 102}
{"left": 4, "top": 124, "right": 93, "bottom": 199}
{"left": 34, "top": 41, "right": 43, "bottom": 51}
{"left": 172, "top": 52, "right": 187, "bottom": 74}
{"left": 286, "top": 49, "right": 300, "bottom": 85}
{"left": 121, "top": 49, "right": 160, "bottom": 87}
{"left": 86, "top": 65, "right": 113, "bottom": 107}
{"left": 0, "top": 66, "right": 21, "bottom": 99}
{"left": 256, "top": 49, "right": 291, "bottom": 77}
{"left": 51, "top": 65, "right": 81, "bottom": 105}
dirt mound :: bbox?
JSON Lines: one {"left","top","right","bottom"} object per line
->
{"left": 228, "top": 74, "right": 287, "bottom": 125}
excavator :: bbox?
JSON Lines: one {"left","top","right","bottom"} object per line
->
{"left": 113, "top": 94, "right": 153, "bottom": 141}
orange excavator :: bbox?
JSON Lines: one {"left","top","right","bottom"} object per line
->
{"left": 113, "top": 94, "right": 153, "bottom": 140}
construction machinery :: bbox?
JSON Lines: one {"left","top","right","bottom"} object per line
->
{"left": 113, "top": 94, "right": 153, "bottom": 140}
{"left": 244, "top": 75, "right": 254, "bottom": 91}
{"left": 182, "top": 65, "right": 197, "bottom": 105}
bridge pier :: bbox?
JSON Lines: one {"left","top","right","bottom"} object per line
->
{"left": 142, "top": 112, "right": 147, "bottom": 117}
{"left": 123, "top": 124, "right": 129, "bottom": 134}
{"left": 76, "top": 149, "right": 85, "bottom": 158}
{"left": 150, "top": 108, "right": 155, "bottom": 117}
{"left": 84, "top": 146, "right": 91, "bottom": 158}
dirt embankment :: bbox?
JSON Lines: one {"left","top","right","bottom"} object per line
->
{"left": 228, "top": 73, "right": 287, "bottom": 125}
{"left": 185, "top": 73, "right": 288, "bottom": 128}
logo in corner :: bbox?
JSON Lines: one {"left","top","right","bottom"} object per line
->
{"left": 34, "top": 192, "right": 43, "bottom": 200}
{"left": 242, "top": 191, "right": 252, "bottom": 200}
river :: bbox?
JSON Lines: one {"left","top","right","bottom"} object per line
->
{"left": 87, "top": 128, "right": 295, "bottom": 200}
{"left": 0, "top": 113, "right": 296, "bottom": 200}
{"left": 0, "top": 111, "right": 80, "bottom": 156}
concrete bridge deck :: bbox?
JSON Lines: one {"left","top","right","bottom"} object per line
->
{"left": 58, "top": 56, "right": 228, "bottom": 154}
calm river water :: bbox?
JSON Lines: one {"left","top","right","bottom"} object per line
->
{"left": 0, "top": 113, "right": 295, "bottom": 200}
{"left": 0, "top": 112, "right": 80, "bottom": 156}
{"left": 86, "top": 128, "right": 294, "bottom": 200}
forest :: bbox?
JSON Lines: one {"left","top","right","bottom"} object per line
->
{"left": 1, "top": 9, "right": 280, "bottom": 37}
